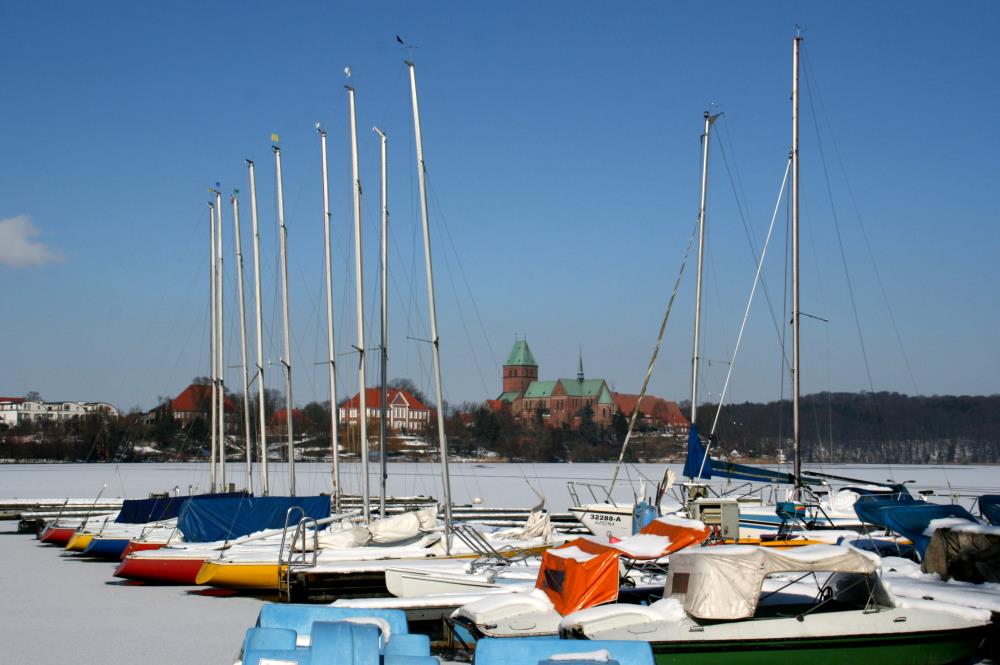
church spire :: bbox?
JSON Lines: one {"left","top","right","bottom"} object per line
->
{"left": 577, "top": 347, "right": 584, "bottom": 382}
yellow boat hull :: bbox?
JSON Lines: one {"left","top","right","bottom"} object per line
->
{"left": 196, "top": 561, "right": 285, "bottom": 589}
{"left": 65, "top": 533, "right": 94, "bottom": 552}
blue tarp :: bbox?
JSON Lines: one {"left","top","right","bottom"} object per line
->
{"left": 682, "top": 424, "right": 816, "bottom": 486}
{"left": 177, "top": 495, "right": 331, "bottom": 542}
{"left": 879, "top": 503, "right": 979, "bottom": 556}
{"left": 114, "top": 491, "right": 244, "bottom": 524}
{"left": 853, "top": 493, "right": 921, "bottom": 528}
{"left": 979, "top": 495, "right": 1000, "bottom": 526}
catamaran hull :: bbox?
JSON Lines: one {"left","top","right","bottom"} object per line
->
{"left": 195, "top": 561, "right": 283, "bottom": 590}
{"left": 39, "top": 526, "right": 76, "bottom": 546}
{"left": 644, "top": 627, "right": 987, "bottom": 665}
{"left": 114, "top": 556, "right": 207, "bottom": 584}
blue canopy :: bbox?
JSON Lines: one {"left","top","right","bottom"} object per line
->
{"left": 178, "top": 495, "right": 331, "bottom": 542}
{"left": 879, "top": 503, "right": 979, "bottom": 556}
{"left": 114, "top": 491, "right": 244, "bottom": 524}
{"left": 979, "top": 495, "right": 1000, "bottom": 526}
{"left": 682, "top": 424, "right": 816, "bottom": 486}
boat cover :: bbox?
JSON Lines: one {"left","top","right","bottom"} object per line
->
{"left": 665, "top": 544, "right": 879, "bottom": 620}
{"left": 922, "top": 521, "right": 1000, "bottom": 584}
{"left": 177, "top": 495, "right": 330, "bottom": 542}
{"left": 536, "top": 544, "right": 620, "bottom": 615}
{"left": 475, "top": 637, "right": 653, "bottom": 665}
{"left": 978, "top": 495, "right": 1000, "bottom": 526}
{"left": 682, "top": 424, "right": 820, "bottom": 486}
{"left": 853, "top": 493, "right": 921, "bottom": 527}
{"left": 567, "top": 516, "right": 709, "bottom": 561}
{"left": 879, "top": 503, "right": 978, "bottom": 556}
{"left": 114, "top": 491, "right": 244, "bottom": 524}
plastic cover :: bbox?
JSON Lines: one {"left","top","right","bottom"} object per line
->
{"left": 114, "top": 491, "right": 244, "bottom": 524}
{"left": 666, "top": 544, "right": 879, "bottom": 620}
{"left": 177, "top": 495, "right": 331, "bottom": 542}
{"left": 879, "top": 503, "right": 978, "bottom": 556}
{"left": 536, "top": 544, "right": 620, "bottom": 615}
{"left": 979, "top": 495, "right": 1000, "bottom": 526}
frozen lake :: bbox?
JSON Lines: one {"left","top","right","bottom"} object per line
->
{"left": 1, "top": 460, "right": 997, "bottom": 512}
{"left": 0, "top": 461, "right": 997, "bottom": 664}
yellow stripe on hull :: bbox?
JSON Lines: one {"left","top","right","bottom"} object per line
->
{"left": 729, "top": 537, "right": 827, "bottom": 549}
{"left": 196, "top": 561, "right": 285, "bottom": 589}
{"left": 65, "top": 533, "right": 94, "bottom": 552}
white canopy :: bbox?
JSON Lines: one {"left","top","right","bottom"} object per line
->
{"left": 667, "top": 544, "right": 879, "bottom": 620}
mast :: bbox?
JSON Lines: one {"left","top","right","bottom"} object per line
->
{"left": 374, "top": 126, "right": 389, "bottom": 517}
{"left": 318, "top": 126, "right": 341, "bottom": 512}
{"left": 214, "top": 188, "right": 226, "bottom": 490}
{"left": 231, "top": 192, "right": 254, "bottom": 492}
{"left": 345, "top": 85, "right": 370, "bottom": 522}
{"left": 274, "top": 140, "right": 296, "bottom": 495}
{"left": 209, "top": 201, "right": 218, "bottom": 493}
{"left": 246, "top": 159, "right": 269, "bottom": 495}
{"left": 405, "top": 61, "right": 453, "bottom": 547}
{"left": 690, "top": 111, "right": 719, "bottom": 426}
{"left": 792, "top": 34, "right": 803, "bottom": 496}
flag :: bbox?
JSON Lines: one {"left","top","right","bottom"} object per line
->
{"left": 271, "top": 133, "right": 280, "bottom": 143}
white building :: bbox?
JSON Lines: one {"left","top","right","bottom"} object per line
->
{"left": 339, "top": 388, "right": 431, "bottom": 433}
{"left": 0, "top": 399, "right": 119, "bottom": 427}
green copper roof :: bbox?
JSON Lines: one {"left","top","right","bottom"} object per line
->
{"left": 498, "top": 391, "right": 521, "bottom": 403}
{"left": 505, "top": 340, "right": 537, "bottom": 367}
{"left": 523, "top": 380, "right": 557, "bottom": 398}
{"left": 558, "top": 378, "right": 607, "bottom": 398}
{"left": 598, "top": 385, "right": 614, "bottom": 405}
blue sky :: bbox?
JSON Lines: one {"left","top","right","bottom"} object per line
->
{"left": 1, "top": 2, "right": 997, "bottom": 413}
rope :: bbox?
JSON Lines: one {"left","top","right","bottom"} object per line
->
{"left": 606, "top": 218, "right": 699, "bottom": 498}
{"left": 699, "top": 156, "right": 792, "bottom": 479}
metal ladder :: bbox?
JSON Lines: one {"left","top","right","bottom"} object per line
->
{"left": 277, "top": 506, "right": 319, "bottom": 602}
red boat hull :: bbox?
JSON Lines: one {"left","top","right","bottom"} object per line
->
{"left": 114, "top": 555, "right": 207, "bottom": 585}
{"left": 39, "top": 526, "right": 76, "bottom": 546}
{"left": 120, "top": 541, "right": 167, "bottom": 560}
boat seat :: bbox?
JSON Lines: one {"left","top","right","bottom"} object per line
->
{"left": 474, "top": 638, "right": 653, "bottom": 665}
{"left": 311, "top": 621, "right": 380, "bottom": 665}
{"left": 384, "top": 633, "right": 431, "bottom": 657}
{"left": 242, "top": 648, "right": 310, "bottom": 665}
{"left": 257, "top": 603, "right": 409, "bottom": 644}
{"left": 243, "top": 627, "right": 297, "bottom": 653}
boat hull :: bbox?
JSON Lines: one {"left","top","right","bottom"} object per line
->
{"left": 647, "top": 626, "right": 987, "bottom": 665}
{"left": 65, "top": 533, "right": 94, "bottom": 552}
{"left": 39, "top": 526, "right": 76, "bottom": 546}
{"left": 195, "top": 561, "right": 284, "bottom": 590}
{"left": 114, "top": 555, "right": 207, "bottom": 584}
{"left": 82, "top": 537, "right": 130, "bottom": 560}
{"left": 120, "top": 541, "right": 167, "bottom": 559}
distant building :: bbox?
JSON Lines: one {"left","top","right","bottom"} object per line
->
{"left": 497, "top": 340, "right": 615, "bottom": 428}
{"left": 0, "top": 398, "right": 119, "bottom": 427}
{"left": 339, "top": 388, "right": 431, "bottom": 433}
{"left": 148, "top": 384, "right": 237, "bottom": 431}
{"left": 493, "top": 339, "right": 688, "bottom": 432}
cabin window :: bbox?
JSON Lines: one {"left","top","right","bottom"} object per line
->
{"left": 671, "top": 572, "right": 690, "bottom": 594}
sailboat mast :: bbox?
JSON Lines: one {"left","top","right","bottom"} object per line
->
{"left": 690, "top": 110, "right": 719, "bottom": 426}
{"left": 246, "top": 159, "right": 269, "bottom": 495}
{"left": 792, "top": 34, "right": 802, "bottom": 496}
{"left": 405, "top": 61, "right": 453, "bottom": 546}
{"left": 374, "top": 126, "right": 389, "bottom": 517}
{"left": 346, "top": 85, "right": 370, "bottom": 522}
{"left": 318, "top": 127, "right": 341, "bottom": 513}
{"left": 231, "top": 192, "right": 254, "bottom": 493}
{"left": 209, "top": 201, "right": 218, "bottom": 493}
{"left": 274, "top": 142, "right": 296, "bottom": 495}
{"left": 215, "top": 189, "right": 226, "bottom": 490}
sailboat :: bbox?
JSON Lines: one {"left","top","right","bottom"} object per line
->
{"left": 555, "top": 35, "right": 994, "bottom": 664}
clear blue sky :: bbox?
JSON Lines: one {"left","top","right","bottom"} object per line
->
{"left": 1, "top": 2, "right": 997, "bottom": 413}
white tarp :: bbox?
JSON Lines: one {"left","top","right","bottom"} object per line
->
{"left": 316, "top": 505, "right": 438, "bottom": 548}
{"left": 667, "top": 544, "right": 879, "bottom": 620}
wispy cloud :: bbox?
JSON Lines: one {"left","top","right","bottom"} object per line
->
{"left": 0, "top": 215, "right": 64, "bottom": 268}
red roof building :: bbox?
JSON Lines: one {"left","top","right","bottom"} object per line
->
{"left": 612, "top": 393, "right": 689, "bottom": 431}
{"left": 339, "top": 388, "right": 431, "bottom": 433}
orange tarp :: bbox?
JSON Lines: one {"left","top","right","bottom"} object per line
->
{"left": 535, "top": 546, "right": 620, "bottom": 616}
{"left": 639, "top": 518, "right": 711, "bottom": 553}
{"left": 565, "top": 518, "right": 711, "bottom": 561}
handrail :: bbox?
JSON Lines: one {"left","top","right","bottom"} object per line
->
{"left": 279, "top": 514, "right": 320, "bottom": 602}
